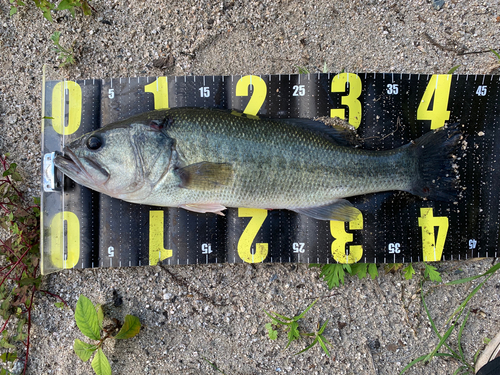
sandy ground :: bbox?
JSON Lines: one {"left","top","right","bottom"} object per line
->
{"left": 1, "top": 0, "right": 500, "bottom": 374}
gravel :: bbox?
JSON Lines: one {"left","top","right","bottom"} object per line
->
{"left": 1, "top": 0, "right": 499, "bottom": 374}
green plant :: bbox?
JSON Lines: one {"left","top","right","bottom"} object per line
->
{"left": 314, "top": 261, "right": 441, "bottom": 289}
{"left": 490, "top": 49, "right": 500, "bottom": 62}
{"left": 297, "top": 66, "right": 310, "bottom": 74}
{"left": 202, "top": 357, "right": 227, "bottom": 374}
{"left": 0, "top": 154, "right": 66, "bottom": 375}
{"left": 423, "top": 263, "right": 442, "bottom": 282}
{"left": 74, "top": 295, "right": 141, "bottom": 375}
{"left": 50, "top": 31, "right": 75, "bottom": 67}
{"left": 264, "top": 299, "right": 332, "bottom": 356}
{"left": 401, "top": 262, "right": 500, "bottom": 374}
{"left": 312, "top": 263, "right": 378, "bottom": 288}
{"left": 402, "top": 264, "right": 415, "bottom": 280}
{"left": 9, "top": 0, "right": 93, "bottom": 21}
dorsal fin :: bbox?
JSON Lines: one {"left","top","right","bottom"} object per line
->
{"left": 276, "top": 118, "right": 360, "bottom": 147}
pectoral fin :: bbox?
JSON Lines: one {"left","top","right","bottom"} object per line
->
{"left": 177, "top": 162, "right": 234, "bottom": 190}
{"left": 179, "top": 203, "right": 227, "bottom": 216}
{"left": 292, "top": 199, "right": 361, "bottom": 221}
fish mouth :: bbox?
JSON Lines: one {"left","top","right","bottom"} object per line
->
{"left": 54, "top": 147, "right": 110, "bottom": 185}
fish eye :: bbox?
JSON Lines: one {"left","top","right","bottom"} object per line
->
{"left": 86, "top": 136, "right": 102, "bottom": 150}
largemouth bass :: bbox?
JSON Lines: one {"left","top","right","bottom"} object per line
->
{"left": 54, "top": 108, "right": 461, "bottom": 221}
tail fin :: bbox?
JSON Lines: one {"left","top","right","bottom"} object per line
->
{"left": 407, "top": 124, "right": 462, "bottom": 201}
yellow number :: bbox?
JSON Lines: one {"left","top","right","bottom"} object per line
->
{"left": 417, "top": 74, "right": 452, "bottom": 129}
{"left": 50, "top": 211, "right": 80, "bottom": 269}
{"left": 237, "top": 208, "right": 268, "bottom": 263}
{"left": 236, "top": 75, "right": 267, "bottom": 116}
{"left": 52, "top": 81, "right": 82, "bottom": 135}
{"left": 330, "top": 73, "right": 362, "bottom": 129}
{"left": 418, "top": 208, "right": 448, "bottom": 261}
{"left": 149, "top": 210, "right": 172, "bottom": 265}
{"left": 144, "top": 77, "right": 169, "bottom": 109}
{"left": 330, "top": 212, "right": 363, "bottom": 263}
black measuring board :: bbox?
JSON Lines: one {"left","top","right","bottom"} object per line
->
{"left": 40, "top": 73, "right": 500, "bottom": 275}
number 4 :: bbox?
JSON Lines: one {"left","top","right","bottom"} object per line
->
{"left": 418, "top": 208, "right": 449, "bottom": 261}
{"left": 417, "top": 74, "right": 452, "bottom": 129}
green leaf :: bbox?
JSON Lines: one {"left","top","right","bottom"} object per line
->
{"left": 322, "top": 61, "right": 329, "bottom": 74}
{"left": 75, "top": 295, "right": 101, "bottom": 340}
{"left": 73, "top": 338, "right": 96, "bottom": 362}
{"left": 42, "top": 116, "right": 54, "bottom": 120}
{"left": 9, "top": 6, "right": 17, "bottom": 16}
{"left": 318, "top": 319, "right": 329, "bottom": 335}
{"left": 295, "top": 337, "right": 318, "bottom": 355}
{"left": 263, "top": 310, "right": 289, "bottom": 326}
{"left": 265, "top": 323, "right": 277, "bottom": 340}
{"left": 50, "top": 31, "right": 61, "bottom": 44}
{"left": 11, "top": 172, "right": 22, "bottom": 181}
{"left": 403, "top": 264, "right": 415, "bottom": 280}
{"left": 399, "top": 354, "right": 430, "bottom": 374}
{"left": 368, "top": 263, "right": 378, "bottom": 279}
{"left": 447, "top": 263, "right": 500, "bottom": 285}
{"left": 13, "top": 332, "right": 27, "bottom": 342}
{"left": 0, "top": 338, "right": 15, "bottom": 349}
{"left": 447, "top": 65, "right": 461, "bottom": 74}
{"left": 317, "top": 335, "right": 330, "bottom": 356}
{"left": 82, "top": 1, "right": 92, "bottom": 15}
{"left": 114, "top": 315, "right": 141, "bottom": 339}
{"left": 19, "top": 277, "right": 41, "bottom": 288}
{"left": 42, "top": 9, "right": 53, "bottom": 22}
{"left": 350, "top": 263, "right": 367, "bottom": 279}
{"left": 96, "top": 305, "right": 104, "bottom": 330}
{"left": 456, "top": 309, "right": 470, "bottom": 361}
{"left": 319, "top": 264, "right": 346, "bottom": 289}
{"left": 295, "top": 299, "right": 318, "bottom": 320}
{"left": 91, "top": 348, "right": 112, "bottom": 375}
{"left": 297, "top": 66, "right": 310, "bottom": 74}
{"left": 445, "top": 268, "right": 499, "bottom": 325}
{"left": 56, "top": 0, "right": 73, "bottom": 10}
{"left": 385, "top": 263, "right": 404, "bottom": 273}
{"left": 16, "top": 318, "right": 26, "bottom": 334}
{"left": 54, "top": 302, "right": 65, "bottom": 309}
{"left": 490, "top": 49, "right": 500, "bottom": 62}
{"left": 0, "top": 352, "right": 17, "bottom": 362}
{"left": 286, "top": 321, "right": 300, "bottom": 348}
{"left": 424, "top": 263, "right": 442, "bottom": 282}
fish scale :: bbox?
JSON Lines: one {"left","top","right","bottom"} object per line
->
{"left": 54, "top": 107, "right": 460, "bottom": 221}
{"left": 165, "top": 108, "right": 414, "bottom": 207}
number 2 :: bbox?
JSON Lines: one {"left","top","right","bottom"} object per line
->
{"left": 235, "top": 75, "right": 267, "bottom": 116}
{"left": 237, "top": 208, "right": 268, "bottom": 263}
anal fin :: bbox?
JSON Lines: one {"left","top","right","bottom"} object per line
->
{"left": 292, "top": 199, "right": 361, "bottom": 221}
{"left": 179, "top": 203, "right": 227, "bottom": 216}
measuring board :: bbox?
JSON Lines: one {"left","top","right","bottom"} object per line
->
{"left": 40, "top": 72, "right": 500, "bottom": 275}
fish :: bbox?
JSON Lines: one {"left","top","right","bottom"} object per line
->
{"left": 54, "top": 107, "right": 461, "bottom": 221}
